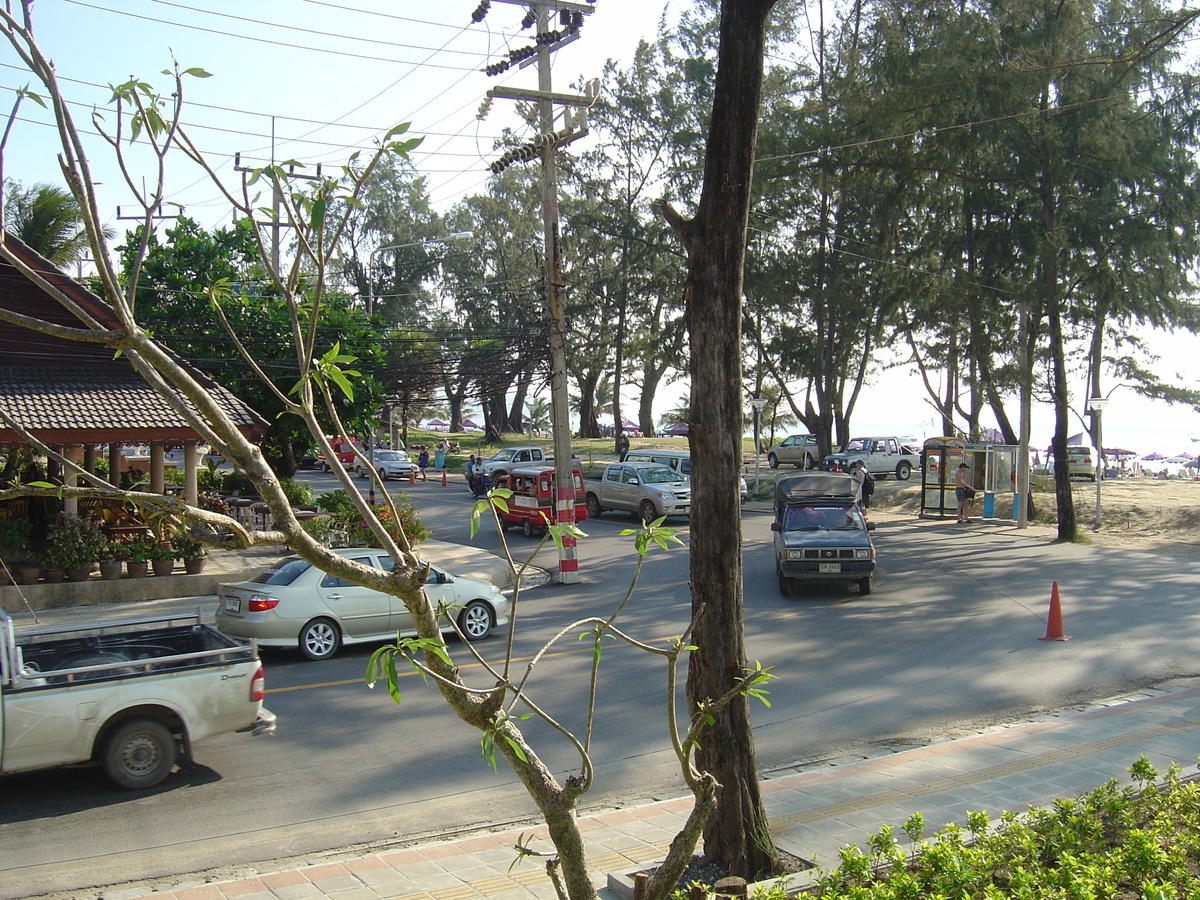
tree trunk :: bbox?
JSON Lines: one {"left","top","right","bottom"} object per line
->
{"left": 662, "top": 0, "right": 778, "bottom": 879}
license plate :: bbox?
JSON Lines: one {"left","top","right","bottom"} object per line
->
{"left": 818, "top": 563, "right": 841, "bottom": 574}
{"left": 223, "top": 597, "right": 241, "bottom": 613}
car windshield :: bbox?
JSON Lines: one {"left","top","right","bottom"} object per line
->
{"left": 490, "top": 450, "right": 516, "bottom": 462}
{"left": 640, "top": 466, "right": 680, "bottom": 484}
{"left": 378, "top": 451, "right": 406, "bottom": 461}
{"left": 250, "top": 557, "right": 310, "bottom": 585}
{"left": 783, "top": 505, "right": 860, "bottom": 531}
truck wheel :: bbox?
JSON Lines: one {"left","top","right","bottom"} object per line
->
{"left": 777, "top": 567, "right": 793, "bottom": 596}
{"left": 457, "top": 600, "right": 494, "bottom": 641}
{"left": 299, "top": 618, "right": 341, "bottom": 660}
{"left": 639, "top": 500, "right": 658, "bottom": 523}
{"left": 895, "top": 461, "right": 912, "bottom": 480}
{"left": 522, "top": 518, "right": 535, "bottom": 538}
{"left": 767, "top": 453, "right": 779, "bottom": 469}
{"left": 103, "top": 717, "right": 176, "bottom": 790}
{"left": 586, "top": 493, "right": 602, "bottom": 518}
{"left": 859, "top": 577, "right": 873, "bottom": 595}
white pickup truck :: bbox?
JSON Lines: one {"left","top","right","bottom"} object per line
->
{"left": 1, "top": 609, "right": 275, "bottom": 789}
{"left": 823, "top": 436, "right": 919, "bottom": 480}
{"left": 477, "top": 446, "right": 546, "bottom": 479}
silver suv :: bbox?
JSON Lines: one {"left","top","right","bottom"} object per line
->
{"left": 766, "top": 434, "right": 820, "bottom": 469}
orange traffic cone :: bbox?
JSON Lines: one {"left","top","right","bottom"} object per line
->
{"left": 441, "top": 468, "right": 448, "bottom": 487}
{"left": 409, "top": 467, "right": 416, "bottom": 484}
{"left": 1039, "top": 581, "right": 1070, "bottom": 641}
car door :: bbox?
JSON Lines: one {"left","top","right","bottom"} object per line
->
{"left": 605, "top": 465, "right": 633, "bottom": 511}
{"left": 314, "top": 553, "right": 392, "bottom": 639}
{"left": 376, "top": 555, "right": 416, "bottom": 636}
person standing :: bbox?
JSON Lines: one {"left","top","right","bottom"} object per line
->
{"left": 417, "top": 448, "right": 429, "bottom": 481}
{"left": 851, "top": 460, "right": 874, "bottom": 509}
{"left": 955, "top": 462, "right": 974, "bottom": 523}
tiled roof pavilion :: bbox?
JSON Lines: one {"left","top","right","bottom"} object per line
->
{"left": 0, "top": 231, "right": 266, "bottom": 501}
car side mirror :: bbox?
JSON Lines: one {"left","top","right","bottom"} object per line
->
{"left": 867, "top": 522, "right": 877, "bottom": 531}
{"left": 770, "top": 522, "right": 780, "bottom": 532}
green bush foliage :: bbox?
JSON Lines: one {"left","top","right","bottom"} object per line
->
{"left": 740, "top": 757, "right": 1200, "bottom": 900}
{"left": 302, "top": 490, "right": 427, "bottom": 547}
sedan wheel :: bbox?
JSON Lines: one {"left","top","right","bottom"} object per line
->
{"left": 299, "top": 618, "right": 341, "bottom": 661}
{"left": 767, "top": 453, "right": 779, "bottom": 469}
{"left": 457, "top": 600, "right": 494, "bottom": 641}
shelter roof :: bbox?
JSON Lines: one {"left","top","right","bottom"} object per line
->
{"left": 0, "top": 232, "right": 266, "bottom": 447}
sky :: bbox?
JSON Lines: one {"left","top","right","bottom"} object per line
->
{"left": 0, "top": 0, "right": 1198, "bottom": 458}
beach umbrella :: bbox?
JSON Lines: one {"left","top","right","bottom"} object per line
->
{"left": 1164, "top": 456, "right": 1190, "bottom": 464}
{"left": 1104, "top": 448, "right": 1136, "bottom": 459}
{"left": 1142, "top": 451, "right": 1165, "bottom": 460}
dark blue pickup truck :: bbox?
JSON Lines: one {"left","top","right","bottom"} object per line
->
{"left": 771, "top": 472, "right": 877, "bottom": 596}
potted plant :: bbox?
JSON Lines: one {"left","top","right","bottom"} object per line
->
{"left": 147, "top": 540, "right": 176, "bottom": 576}
{"left": 0, "top": 517, "right": 32, "bottom": 585}
{"left": 45, "top": 514, "right": 108, "bottom": 582}
{"left": 171, "top": 532, "right": 209, "bottom": 575}
{"left": 98, "top": 540, "right": 125, "bottom": 580}
{"left": 124, "top": 537, "right": 156, "bottom": 578}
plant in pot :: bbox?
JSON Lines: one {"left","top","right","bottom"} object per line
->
{"left": 45, "top": 514, "right": 108, "bottom": 582}
{"left": 98, "top": 540, "right": 125, "bottom": 580}
{"left": 0, "top": 517, "right": 33, "bottom": 585}
{"left": 171, "top": 532, "right": 209, "bottom": 575}
{"left": 147, "top": 539, "right": 176, "bottom": 576}
{"left": 124, "top": 537, "right": 156, "bottom": 578}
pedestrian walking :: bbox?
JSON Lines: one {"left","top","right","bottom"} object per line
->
{"left": 418, "top": 448, "right": 429, "bottom": 481}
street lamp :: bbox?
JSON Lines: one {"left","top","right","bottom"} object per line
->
{"left": 750, "top": 398, "right": 769, "bottom": 498}
{"left": 1087, "top": 396, "right": 1111, "bottom": 529}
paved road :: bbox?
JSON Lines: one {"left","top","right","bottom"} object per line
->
{"left": 3, "top": 479, "right": 1198, "bottom": 898}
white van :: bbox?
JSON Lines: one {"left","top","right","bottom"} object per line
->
{"left": 623, "top": 449, "right": 749, "bottom": 501}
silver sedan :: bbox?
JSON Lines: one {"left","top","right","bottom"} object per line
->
{"left": 355, "top": 449, "right": 418, "bottom": 480}
{"left": 215, "top": 549, "right": 509, "bottom": 660}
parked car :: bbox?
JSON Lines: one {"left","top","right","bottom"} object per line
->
{"left": 622, "top": 448, "right": 748, "bottom": 501}
{"left": 215, "top": 549, "right": 509, "bottom": 661}
{"left": 1052, "top": 445, "right": 1097, "bottom": 480}
{"left": 584, "top": 461, "right": 691, "bottom": 522}
{"left": 765, "top": 435, "right": 820, "bottom": 469}
{"left": 356, "top": 449, "right": 418, "bottom": 480}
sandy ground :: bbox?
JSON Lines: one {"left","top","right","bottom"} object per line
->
{"left": 873, "top": 475, "right": 1200, "bottom": 557}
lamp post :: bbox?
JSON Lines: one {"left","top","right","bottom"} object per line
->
{"left": 750, "top": 398, "right": 768, "bottom": 498}
{"left": 1087, "top": 396, "right": 1111, "bottom": 529}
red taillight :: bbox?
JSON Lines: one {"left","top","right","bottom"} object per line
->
{"left": 250, "top": 663, "right": 265, "bottom": 702}
{"left": 248, "top": 597, "right": 279, "bottom": 611}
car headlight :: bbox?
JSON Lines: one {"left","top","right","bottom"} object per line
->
{"left": 655, "top": 491, "right": 673, "bottom": 500}
{"left": 855, "top": 549, "right": 873, "bottom": 560}
{"left": 787, "top": 550, "right": 803, "bottom": 560}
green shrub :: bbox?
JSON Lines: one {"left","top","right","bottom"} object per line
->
{"left": 222, "top": 471, "right": 256, "bottom": 496}
{"left": 316, "top": 489, "right": 357, "bottom": 514}
{"left": 279, "top": 477, "right": 315, "bottom": 507}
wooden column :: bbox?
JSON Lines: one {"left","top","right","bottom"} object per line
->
{"left": 150, "top": 441, "right": 165, "bottom": 495}
{"left": 183, "top": 441, "right": 199, "bottom": 506}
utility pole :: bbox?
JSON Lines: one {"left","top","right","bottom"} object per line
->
{"left": 233, "top": 152, "right": 322, "bottom": 272}
{"left": 475, "top": 0, "right": 596, "bottom": 584}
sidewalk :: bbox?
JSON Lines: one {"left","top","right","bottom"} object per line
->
{"left": 69, "top": 678, "right": 1200, "bottom": 900}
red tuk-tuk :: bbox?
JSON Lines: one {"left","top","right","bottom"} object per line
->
{"left": 498, "top": 465, "right": 588, "bottom": 537}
